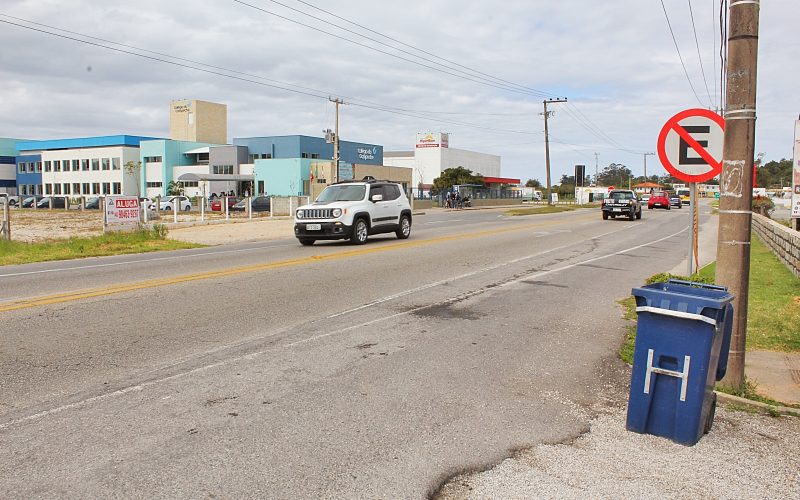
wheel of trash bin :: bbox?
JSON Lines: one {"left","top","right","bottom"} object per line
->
{"left": 704, "top": 393, "right": 717, "bottom": 434}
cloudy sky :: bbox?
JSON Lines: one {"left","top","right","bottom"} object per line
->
{"left": 0, "top": 0, "right": 796, "bottom": 183}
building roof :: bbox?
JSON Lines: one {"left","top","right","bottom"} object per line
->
{"left": 483, "top": 176, "right": 521, "bottom": 185}
{"left": 633, "top": 182, "right": 662, "bottom": 188}
{"left": 16, "top": 135, "right": 163, "bottom": 152}
{"left": 183, "top": 146, "right": 210, "bottom": 155}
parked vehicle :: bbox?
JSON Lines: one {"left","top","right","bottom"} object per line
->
{"left": 159, "top": 196, "right": 192, "bottom": 212}
{"left": 601, "top": 189, "right": 642, "bottom": 221}
{"left": 294, "top": 179, "right": 412, "bottom": 245}
{"left": 231, "top": 196, "right": 271, "bottom": 212}
{"left": 211, "top": 197, "right": 240, "bottom": 212}
{"left": 85, "top": 197, "right": 100, "bottom": 209}
{"left": 677, "top": 188, "right": 691, "bottom": 205}
{"left": 647, "top": 190, "right": 670, "bottom": 210}
{"left": 21, "top": 196, "right": 43, "bottom": 208}
{"left": 36, "top": 197, "right": 67, "bottom": 209}
{"left": 669, "top": 194, "right": 683, "bottom": 208}
{"left": 0, "top": 195, "right": 20, "bottom": 207}
{"left": 139, "top": 198, "right": 156, "bottom": 211}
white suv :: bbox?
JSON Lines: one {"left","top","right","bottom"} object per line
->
{"left": 159, "top": 196, "right": 192, "bottom": 212}
{"left": 294, "top": 180, "right": 412, "bottom": 246}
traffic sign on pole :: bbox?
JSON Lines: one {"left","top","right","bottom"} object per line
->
{"left": 657, "top": 108, "right": 725, "bottom": 183}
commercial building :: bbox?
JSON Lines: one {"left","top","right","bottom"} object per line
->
{"left": 1, "top": 138, "right": 22, "bottom": 195}
{"left": 383, "top": 133, "right": 501, "bottom": 188}
{"left": 16, "top": 135, "right": 160, "bottom": 197}
{"left": 170, "top": 99, "right": 227, "bottom": 145}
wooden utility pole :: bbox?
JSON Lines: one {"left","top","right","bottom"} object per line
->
{"left": 542, "top": 98, "right": 567, "bottom": 205}
{"left": 330, "top": 98, "right": 344, "bottom": 183}
{"left": 715, "top": 0, "right": 760, "bottom": 390}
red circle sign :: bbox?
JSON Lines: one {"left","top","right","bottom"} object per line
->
{"left": 657, "top": 108, "right": 725, "bottom": 183}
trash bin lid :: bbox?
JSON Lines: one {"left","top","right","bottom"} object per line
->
{"left": 632, "top": 281, "right": 734, "bottom": 318}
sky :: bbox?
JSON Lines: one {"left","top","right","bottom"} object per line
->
{"left": 0, "top": 0, "right": 796, "bottom": 184}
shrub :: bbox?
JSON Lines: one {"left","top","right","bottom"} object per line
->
{"left": 752, "top": 196, "right": 775, "bottom": 218}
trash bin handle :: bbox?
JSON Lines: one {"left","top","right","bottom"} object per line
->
{"left": 635, "top": 306, "right": 718, "bottom": 326}
{"left": 666, "top": 279, "right": 727, "bottom": 292}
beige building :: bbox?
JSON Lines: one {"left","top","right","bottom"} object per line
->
{"left": 169, "top": 99, "right": 227, "bottom": 144}
{"left": 307, "top": 162, "right": 412, "bottom": 200}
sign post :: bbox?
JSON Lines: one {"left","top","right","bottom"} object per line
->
{"left": 104, "top": 196, "right": 140, "bottom": 232}
{"left": 657, "top": 108, "right": 725, "bottom": 275}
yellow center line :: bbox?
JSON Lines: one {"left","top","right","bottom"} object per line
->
{"left": 0, "top": 212, "right": 597, "bottom": 313}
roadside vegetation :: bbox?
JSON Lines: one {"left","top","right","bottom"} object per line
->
{"left": 505, "top": 206, "right": 576, "bottom": 216}
{"left": 618, "top": 233, "right": 800, "bottom": 406}
{"left": 0, "top": 225, "right": 202, "bottom": 266}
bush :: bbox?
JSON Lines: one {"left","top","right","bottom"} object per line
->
{"left": 752, "top": 196, "right": 775, "bottom": 218}
{"left": 645, "top": 272, "right": 715, "bottom": 285}
{"left": 150, "top": 224, "right": 168, "bottom": 239}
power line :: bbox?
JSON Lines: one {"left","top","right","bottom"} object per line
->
{"left": 687, "top": 0, "right": 714, "bottom": 107}
{"left": 659, "top": 0, "right": 705, "bottom": 106}
{"left": 230, "top": 0, "right": 553, "bottom": 99}
{"left": 712, "top": 0, "right": 717, "bottom": 108}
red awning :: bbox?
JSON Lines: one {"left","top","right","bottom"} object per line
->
{"left": 482, "top": 176, "right": 521, "bottom": 185}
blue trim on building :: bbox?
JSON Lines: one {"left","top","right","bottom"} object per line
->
{"left": 15, "top": 154, "right": 42, "bottom": 195}
{"left": 233, "top": 135, "right": 383, "bottom": 165}
{"left": 16, "top": 135, "right": 163, "bottom": 152}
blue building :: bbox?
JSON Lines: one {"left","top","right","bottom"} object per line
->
{"left": 15, "top": 154, "right": 42, "bottom": 196}
{"left": 232, "top": 135, "right": 383, "bottom": 166}
{"left": 0, "top": 138, "right": 23, "bottom": 195}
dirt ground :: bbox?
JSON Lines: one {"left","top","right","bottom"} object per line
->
{"left": 2, "top": 208, "right": 294, "bottom": 245}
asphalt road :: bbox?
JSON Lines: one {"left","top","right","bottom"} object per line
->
{"left": 0, "top": 205, "right": 702, "bottom": 498}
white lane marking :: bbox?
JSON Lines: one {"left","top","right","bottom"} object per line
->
{"left": 424, "top": 219, "right": 463, "bottom": 224}
{"left": 0, "top": 243, "right": 297, "bottom": 278}
{"left": 0, "top": 223, "right": 684, "bottom": 430}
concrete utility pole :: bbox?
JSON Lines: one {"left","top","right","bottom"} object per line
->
{"left": 715, "top": 0, "right": 760, "bottom": 390}
{"left": 542, "top": 98, "right": 568, "bottom": 205}
{"left": 330, "top": 97, "right": 344, "bottom": 183}
{"left": 594, "top": 152, "right": 599, "bottom": 185}
{"left": 643, "top": 152, "right": 655, "bottom": 183}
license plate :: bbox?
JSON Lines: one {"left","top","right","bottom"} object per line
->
{"left": 613, "top": 208, "right": 622, "bottom": 212}
{"left": 306, "top": 223, "right": 321, "bottom": 231}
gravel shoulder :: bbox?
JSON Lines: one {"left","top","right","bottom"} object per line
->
{"left": 166, "top": 218, "right": 295, "bottom": 245}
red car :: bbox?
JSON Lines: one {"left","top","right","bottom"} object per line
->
{"left": 210, "top": 197, "right": 240, "bottom": 211}
{"left": 647, "top": 191, "right": 671, "bottom": 210}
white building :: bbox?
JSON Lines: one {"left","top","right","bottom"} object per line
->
{"left": 383, "top": 133, "right": 501, "bottom": 187}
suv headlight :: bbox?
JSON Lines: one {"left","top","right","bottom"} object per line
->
{"left": 332, "top": 208, "right": 342, "bottom": 218}
{"left": 296, "top": 209, "right": 304, "bottom": 219}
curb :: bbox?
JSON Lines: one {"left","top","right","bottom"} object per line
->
{"left": 715, "top": 391, "right": 800, "bottom": 416}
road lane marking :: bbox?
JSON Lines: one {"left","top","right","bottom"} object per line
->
{"left": 0, "top": 225, "right": 687, "bottom": 430}
{"left": 0, "top": 213, "right": 598, "bottom": 313}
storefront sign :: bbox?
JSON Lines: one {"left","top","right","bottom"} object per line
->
{"left": 105, "top": 196, "right": 140, "bottom": 225}
{"left": 416, "top": 132, "right": 449, "bottom": 149}
{"left": 338, "top": 162, "right": 353, "bottom": 181}
{"left": 357, "top": 147, "right": 377, "bottom": 161}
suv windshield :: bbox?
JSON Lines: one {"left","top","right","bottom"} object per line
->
{"left": 609, "top": 191, "right": 635, "bottom": 200}
{"left": 315, "top": 184, "right": 366, "bottom": 202}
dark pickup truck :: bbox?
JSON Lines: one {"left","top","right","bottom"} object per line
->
{"left": 602, "top": 189, "right": 642, "bottom": 220}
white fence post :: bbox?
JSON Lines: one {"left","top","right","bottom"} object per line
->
{"left": 173, "top": 199, "right": 178, "bottom": 223}
{"left": 225, "top": 196, "right": 229, "bottom": 221}
{"left": 270, "top": 196, "right": 274, "bottom": 218}
{"left": 248, "top": 196, "right": 252, "bottom": 220}
{"left": 200, "top": 196, "right": 205, "bottom": 222}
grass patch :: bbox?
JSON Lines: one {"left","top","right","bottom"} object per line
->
{"left": 618, "top": 297, "right": 637, "bottom": 365}
{"left": 715, "top": 377, "right": 800, "bottom": 410}
{"left": 0, "top": 225, "right": 202, "bottom": 266}
{"left": 505, "top": 206, "right": 576, "bottom": 216}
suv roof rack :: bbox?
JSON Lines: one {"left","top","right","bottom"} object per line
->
{"left": 330, "top": 178, "right": 393, "bottom": 185}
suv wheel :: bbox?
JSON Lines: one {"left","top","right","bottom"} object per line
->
{"left": 396, "top": 215, "right": 411, "bottom": 239}
{"left": 636, "top": 208, "right": 642, "bottom": 220}
{"left": 602, "top": 211, "right": 608, "bottom": 220}
{"left": 183, "top": 205, "right": 191, "bottom": 212}
{"left": 299, "top": 238, "right": 315, "bottom": 246}
{"left": 351, "top": 218, "right": 368, "bottom": 245}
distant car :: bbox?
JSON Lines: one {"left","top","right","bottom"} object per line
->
{"left": 232, "top": 196, "right": 271, "bottom": 212}
{"left": 0, "top": 195, "right": 20, "bottom": 207}
{"left": 139, "top": 198, "right": 156, "bottom": 211}
{"left": 640, "top": 193, "right": 651, "bottom": 204}
{"left": 669, "top": 194, "right": 682, "bottom": 208}
{"left": 85, "top": 197, "right": 100, "bottom": 209}
{"left": 159, "top": 196, "right": 192, "bottom": 212}
{"left": 210, "top": 196, "right": 241, "bottom": 212}
{"left": 677, "top": 188, "right": 691, "bottom": 205}
{"left": 36, "top": 197, "right": 67, "bottom": 209}
{"left": 21, "top": 196, "right": 43, "bottom": 208}
{"left": 647, "top": 191, "right": 670, "bottom": 210}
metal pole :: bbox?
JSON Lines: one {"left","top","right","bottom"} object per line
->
{"left": 330, "top": 98, "right": 343, "bottom": 183}
{"left": 687, "top": 182, "right": 698, "bottom": 276}
{"left": 542, "top": 98, "right": 567, "bottom": 205}
{"left": 715, "top": 0, "right": 760, "bottom": 390}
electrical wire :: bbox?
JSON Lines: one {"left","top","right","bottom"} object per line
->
{"left": 719, "top": 0, "right": 728, "bottom": 112}
{"left": 659, "top": 0, "right": 705, "bottom": 106}
{"left": 712, "top": 0, "right": 717, "bottom": 109}
{"left": 687, "top": 0, "right": 714, "bottom": 107}
{"left": 230, "top": 0, "right": 554, "bottom": 99}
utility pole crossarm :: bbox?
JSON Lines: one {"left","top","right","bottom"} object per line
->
{"left": 542, "top": 97, "right": 568, "bottom": 205}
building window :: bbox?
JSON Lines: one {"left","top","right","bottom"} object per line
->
{"left": 301, "top": 153, "right": 309, "bottom": 159}
{"left": 92, "top": 159, "right": 99, "bottom": 171}
{"left": 181, "top": 181, "right": 198, "bottom": 188}
{"left": 44, "top": 161, "right": 52, "bottom": 172}
{"left": 82, "top": 183, "right": 90, "bottom": 195}
{"left": 54, "top": 160, "right": 61, "bottom": 172}
{"left": 213, "top": 165, "right": 233, "bottom": 175}
{"left": 72, "top": 159, "right": 80, "bottom": 171}
{"left": 17, "top": 163, "right": 24, "bottom": 174}
{"left": 102, "top": 182, "right": 111, "bottom": 195}
{"left": 53, "top": 184, "right": 62, "bottom": 195}
{"left": 263, "top": 153, "right": 271, "bottom": 159}
{"left": 63, "top": 183, "right": 71, "bottom": 195}
{"left": 45, "top": 184, "right": 52, "bottom": 195}
{"left": 146, "top": 182, "right": 162, "bottom": 188}
{"left": 102, "top": 158, "right": 110, "bottom": 171}
{"left": 92, "top": 183, "right": 100, "bottom": 195}
{"left": 36, "top": 161, "right": 42, "bottom": 172}
{"left": 36, "top": 185, "right": 42, "bottom": 195}
{"left": 81, "top": 159, "right": 89, "bottom": 171}
{"left": 144, "top": 156, "right": 162, "bottom": 163}
{"left": 198, "top": 153, "right": 209, "bottom": 163}
{"left": 63, "top": 160, "right": 70, "bottom": 172}
{"left": 73, "top": 183, "right": 81, "bottom": 194}
{"left": 20, "top": 185, "right": 27, "bottom": 195}
{"left": 112, "top": 157, "right": 120, "bottom": 170}
{"left": 311, "top": 153, "right": 320, "bottom": 159}
{"left": 113, "top": 182, "right": 122, "bottom": 194}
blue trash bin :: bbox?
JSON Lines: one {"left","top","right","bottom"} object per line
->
{"left": 626, "top": 279, "right": 734, "bottom": 446}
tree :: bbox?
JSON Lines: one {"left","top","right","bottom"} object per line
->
{"left": 123, "top": 161, "right": 142, "bottom": 197}
{"left": 596, "top": 163, "right": 633, "bottom": 188}
{"left": 431, "top": 166, "right": 484, "bottom": 194}
{"left": 756, "top": 158, "right": 792, "bottom": 188}
{"left": 166, "top": 181, "right": 182, "bottom": 196}
{"left": 525, "top": 178, "right": 541, "bottom": 188}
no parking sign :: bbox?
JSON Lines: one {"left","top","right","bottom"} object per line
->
{"left": 657, "top": 108, "right": 725, "bottom": 183}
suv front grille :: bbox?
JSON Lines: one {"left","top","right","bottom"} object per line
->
{"left": 301, "top": 208, "right": 334, "bottom": 219}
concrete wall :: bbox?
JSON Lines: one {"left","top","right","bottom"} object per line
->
{"left": 270, "top": 196, "right": 311, "bottom": 216}
{"left": 752, "top": 212, "right": 800, "bottom": 278}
